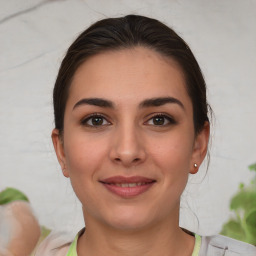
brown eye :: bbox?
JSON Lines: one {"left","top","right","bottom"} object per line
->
{"left": 81, "top": 115, "right": 110, "bottom": 127}
{"left": 91, "top": 116, "right": 104, "bottom": 126}
{"left": 146, "top": 114, "right": 176, "bottom": 126}
{"left": 152, "top": 116, "right": 165, "bottom": 125}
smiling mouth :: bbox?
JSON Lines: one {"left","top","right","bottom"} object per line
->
{"left": 99, "top": 176, "right": 156, "bottom": 198}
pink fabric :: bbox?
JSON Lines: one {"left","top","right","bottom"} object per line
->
{"left": 35, "top": 231, "right": 73, "bottom": 256}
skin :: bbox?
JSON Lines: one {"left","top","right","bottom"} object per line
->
{"left": 52, "top": 47, "right": 209, "bottom": 256}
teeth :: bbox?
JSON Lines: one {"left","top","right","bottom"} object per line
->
{"left": 113, "top": 182, "right": 147, "bottom": 187}
{"left": 128, "top": 183, "right": 137, "bottom": 187}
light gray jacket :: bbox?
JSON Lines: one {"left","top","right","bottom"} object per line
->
{"left": 199, "top": 235, "right": 256, "bottom": 255}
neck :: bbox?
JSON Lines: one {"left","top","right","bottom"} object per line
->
{"left": 77, "top": 209, "right": 195, "bottom": 256}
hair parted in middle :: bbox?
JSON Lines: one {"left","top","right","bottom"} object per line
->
{"left": 53, "top": 15, "right": 211, "bottom": 136}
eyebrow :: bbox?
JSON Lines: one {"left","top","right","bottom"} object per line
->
{"left": 73, "top": 97, "right": 184, "bottom": 110}
{"left": 139, "top": 97, "right": 184, "bottom": 109}
{"left": 73, "top": 98, "right": 114, "bottom": 110}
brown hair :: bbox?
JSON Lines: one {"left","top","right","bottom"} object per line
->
{"left": 53, "top": 15, "right": 211, "bottom": 135}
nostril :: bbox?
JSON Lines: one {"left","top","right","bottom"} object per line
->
{"left": 114, "top": 157, "right": 141, "bottom": 164}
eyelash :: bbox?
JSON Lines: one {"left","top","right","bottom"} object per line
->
{"left": 145, "top": 113, "right": 177, "bottom": 126}
{"left": 81, "top": 113, "right": 111, "bottom": 127}
{"left": 80, "top": 113, "right": 176, "bottom": 127}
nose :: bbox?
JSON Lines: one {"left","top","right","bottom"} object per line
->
{"left": 109, "top": 124, "right": 146, "bottom": 167}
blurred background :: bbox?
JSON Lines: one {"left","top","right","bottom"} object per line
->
{"left": 0, "top": 0, "right": 255, "bottom": 237}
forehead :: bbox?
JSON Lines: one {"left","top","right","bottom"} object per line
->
{"left": 68, "top": 47, "right": 191, "bottom": 108}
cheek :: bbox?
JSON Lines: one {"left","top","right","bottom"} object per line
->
{"left": 62, "top": 132, "right": 110, "bottom": 208}
{"left": 149, "top": 132, "right": 194, "bottom": 171}
{"left": 63, "top": 132, "right": 109, "bottom": 178}
{"left": 147, "top": 130, "right": 194, "bottom": 199}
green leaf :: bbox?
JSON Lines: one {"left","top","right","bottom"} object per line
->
{"left": 0, "top": 187, "right": 29, "bottom": 205}
{"left": 230, "top": 190, "right": 256, "bottom": 211}
{"left": 220, "top": 219, "right": 245, "bottom": 241}
{"left": 221, "top": 162, "right": 256, "bottom": 245}
{"left": 245, "top": 208, "right": 256, "bottom": 237}
{"left": 41, "top": 226, "right": 51, "bottom": 239}
{"left": 249, "top": 163, "right": 256, "bottom": 172}
{"left": 239, "top": 183, "right": 244, "bottom": 189}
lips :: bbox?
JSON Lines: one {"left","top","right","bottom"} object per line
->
{"left": 99, "top": 176, "right": 156, "bottom": 198}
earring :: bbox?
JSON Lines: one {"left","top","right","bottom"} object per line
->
{"left": 190, "top": 163, "right": 199, "bottom": 175}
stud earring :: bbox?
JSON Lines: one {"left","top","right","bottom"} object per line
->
{"left": 190, "top": 163, "right": 199, "bottom": 175}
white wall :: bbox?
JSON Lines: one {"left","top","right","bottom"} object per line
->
{"left": 0, "top": 0, "right": 255, "bottom": 236}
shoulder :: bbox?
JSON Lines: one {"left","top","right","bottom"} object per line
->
{"left": 200, "top": 234, "right": 256, "bottom": 256}
{"left": 35, "top": 230, "right": 73, "bottom": 256}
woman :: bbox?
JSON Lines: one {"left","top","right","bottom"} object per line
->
{"left": 36, "top": 15, "right": 256, "bottom": 256}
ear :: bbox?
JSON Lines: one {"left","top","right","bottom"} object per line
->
{"left": 190, "top": 122, "right": 210, "bottom": 174}
{"left": 51, "top": 129, "right": 69, "bottom": 178}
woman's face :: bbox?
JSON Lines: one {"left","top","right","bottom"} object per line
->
{"left": 52, "top": 47, "right": 209, "bottom": 231}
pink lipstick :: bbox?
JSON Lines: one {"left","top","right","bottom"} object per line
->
{"left": 100, "top": 176, "right": 156, "bottom": 198}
